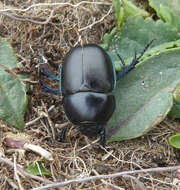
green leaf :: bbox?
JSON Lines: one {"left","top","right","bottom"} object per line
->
{"left": 168, "top": 83, "right": 180, "bottom": 118}
{"left": 113, "top": 0, "right": 123, "bottom": 29}
{"left": 27, "top": 161, "right": 51, "bottom": 177}
{"left": 169, "top": 134, "right": 180, "bottom": 149}
{"left": 102, "top": 16, "right": 180, "bottom": 140}
{"left": 168, "top": 82, "right": 180, "bottom": 118}
{"left": 112, "top": 0, "right": 149, "bottom": 29}
{"left": 122, "top": 0, "right": 149, "bottom": 18}
{"left": 149, "top": 0, "right": 180, "bottom": 31}
{"left": 0, "top": 38, "right": 28, "bottom": 129}
{"left": 168, "top": 101, "right": 180, "bottom": 118}
{"left": 173, "top": 84, "right": 180, "bottom": 103}
{"left": 168, "top": 77, "right": 180, "bottom": 118}
{"left": 103, "top": 17, "right": 180, "bottom": 72}
{"left": 106, "top": 48, "right": 180, "bottom": 142}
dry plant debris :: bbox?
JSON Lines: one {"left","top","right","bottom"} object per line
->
{"left": 0, "top": 0, "right": 179, "bottom": 189}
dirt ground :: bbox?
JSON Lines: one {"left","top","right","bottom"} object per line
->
{"left": 0, "top": 0, "right": 179, "bottom": 189}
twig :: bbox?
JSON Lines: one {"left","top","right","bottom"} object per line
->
{"left": 24, "top": 144, "right": 53, "bottom": 161}
{"left": 0, "top": 2, "right": 111, "bottom": 12}
{"left": 122, "top": 174, "right": 146, "bottom": 190}
{"left": 25, "top": 105, "right": 55, "bottom": 127}
{"left": 41, "top": 100, "right": 56, "bottom": 140}
{"left": 25, "top": 116, "right": 43, "bottom": 126}
{"left": 13, "top": 154, "right": 24, "bottom": 190}
{"left": 0, "top": 156, "right": 52, "bottom": 184}
{"left": 0, "top": 63, "right": 37, "bottom": 84}
{"left": 77, "top": 138, "right": 99, "bottom": 151}
{"left": 92, "top": 169, "right": 124, "bottom": 190}
{"left": 101, "top": 146, "right": 149, "bottom": 173}
{"left": 1, "top": 10, "right": 54, "bottom": 25}
{"left": 4, "top": 132, "right": 53, "bottom": 161}
{"left": 1, "top": 3, "right": 112, "bottom": 29}
{"left": 32, "top": 165, "right": 180, "bottom": 190}
{"left": 78, "top": 6, "right": 113, "bottom": 32}
{"left": 142, "top": 176, "right": 179, "bottom": 188}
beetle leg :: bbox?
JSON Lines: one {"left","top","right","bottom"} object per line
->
{"left": 116, "top": 39, "right": 154, "bottom": 80}
{"left": 58, "top": 126, "right": 68, "bottom": 142}
{"left": 99, "top": 126, "right": 106, "bottom": 147}
{"left": 39, "top": 67, "right": 60, "bottom": 95}
{"left": 137, "top": 39, "right": 154, "bottom": 60}
{"left": 113, "top": 39, "right": 126, "bottom": 67}
{"left": 40, "top": 67, "right": 60, "bottom": 81}
{"left": 134, "top": 49, "right": 137, "bottom": 60}
{"left": 39, "top": 79, "right": 60, "bottom": 95}
{"left": 116, "top": 52, "right": 126, "bottom": 67}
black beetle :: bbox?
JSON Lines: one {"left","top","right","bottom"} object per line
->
{"left": 39, "top": 41, "right": 154, "bottom": 146}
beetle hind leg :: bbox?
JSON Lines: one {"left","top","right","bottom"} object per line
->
{"left": 39, "top": 67, "right": 60, "bottom": 95}
{"left": 99, "top": 126, "right": 106, "bottom": 147}
{"left": 58, "top": 126, "right": 68, "bottom": 142}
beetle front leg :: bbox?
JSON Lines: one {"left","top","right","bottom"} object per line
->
{"left": 116, "top": 39, "right": 154, "bottom": 81}
{"left": 99, "top": 126, "right": 106, "bottom": 147}
{"left": 40, "top": 67, "right": 59, "bottom": 81}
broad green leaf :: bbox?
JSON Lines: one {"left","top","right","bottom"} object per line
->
{"left": 169, "top": 134, "right": 180, "bottom": 149}
{"left": 103, "top": 17, "right": 180, "bottom": 72}
{"left": 168, "top": 83, "right": 180, "bottom": 118}
{"left": 167, "top": 69, "right": 180, "bottom": 118}
{"left": 168, "top": 101, "right": 180, "bottom": 118}
{"left": 106, "top": 48, "right": 180, "bottom": 142}
{"left": 149, "top": 0, "right": 180, "bottom": 31}
{"left": 27, "top": 161, "right": 51, "bottom": 176}
{"left": 0, "top": 38, "right": 28, "bottom": 129}
{"left": 173, "top": 84, "right": 180, "bottom": 103}
{"left": 113, "top": 0, "right": 149, "bottom": 29}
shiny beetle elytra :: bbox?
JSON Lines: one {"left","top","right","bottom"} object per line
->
{"left": 39, "top": 41, "right": 153, "bottom": 146}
